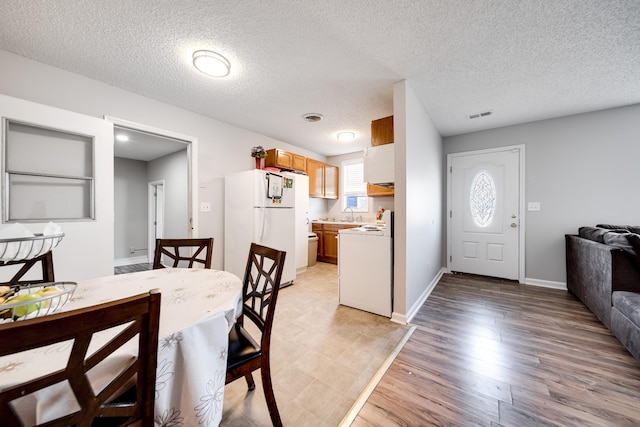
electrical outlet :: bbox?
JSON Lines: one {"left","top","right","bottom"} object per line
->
{"left": 130, "top": 246, "right": 135, "bottom": 254}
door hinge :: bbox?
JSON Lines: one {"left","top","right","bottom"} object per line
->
{"left": 449, "top": 211, "right": 452, "bottom": 218}
{"left": 449, "top": 166, "right": 452, "bottom": 173}
{"left": 449, "top": 255, "right": 452, "bottom": 262}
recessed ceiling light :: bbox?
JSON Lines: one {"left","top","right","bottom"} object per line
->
{"left": 115, "top": 134, "right": 129, "bottom": 142}
{"left": 336, "top": 131, "right": 355, "bottom": 142}
{"left": 193, "top": 50, "right": 231, "bottom": 77}
{"left": 302, "top": 113, "right": 323, "bottom": 122}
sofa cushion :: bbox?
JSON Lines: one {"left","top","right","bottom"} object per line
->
{"left": 597, "top": 224, "right": 640, "bottom": 234}
{"left": 579, "top": 227, "right": 610, "bottom": 243}
{"left": 612, "top": 291, "right": 640, "bottom": 327}
{"left": 603, "top": 232, "right": 635, "bottom": 252}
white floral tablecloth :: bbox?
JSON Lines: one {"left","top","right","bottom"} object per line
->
{"left": 0, "top": 268, "right": 243, "bottom": 427}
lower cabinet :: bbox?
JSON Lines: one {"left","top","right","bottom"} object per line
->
{"left": 312, "top": 223, "right": 359, "bottom": 264}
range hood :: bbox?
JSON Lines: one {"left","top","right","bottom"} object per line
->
{"left": 364, "top": 144, "right": 394, "bottom": 187}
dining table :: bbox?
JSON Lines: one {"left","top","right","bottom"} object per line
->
{"left": 0, "top": 267, "right": 244, "bottom": 427}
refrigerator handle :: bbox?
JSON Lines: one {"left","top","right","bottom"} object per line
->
{"left": 258, "top": 207, "right": 266, "bottom": 243}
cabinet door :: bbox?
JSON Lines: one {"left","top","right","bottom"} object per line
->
{"left": 292, "top": 154, "right": 306, "bottom": 172}
{"left": 276, "top": 149, "right": 293, "bottom": 168}
{"left": 323, "top": 230, "right": 339, "bottom": 263}
{"left": 371, "top": 115, "right": 394, "bottom": 146}
{"left": 324, "top": 164, "right": 339, "bottom": 199}
{"left": 316, "top": 230, "right": 324, "bottom": 257}
{"left": 306, "top": 159, "right": 325, "bottom": 197}
{"left": 367, "top": 183, "right": 394, "bottom": 197}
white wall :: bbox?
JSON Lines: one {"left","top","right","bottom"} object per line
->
{"left": 114, "top": 157, "right": 148, "bottom": 260}
{"left": 393, "top": 81, "right": 443, "bottom": 323}
{"left": 0, "top": 49, "right": 326, "bottom": 270}
{"left": 444, "top": 104, "right": 640, "bottom": 286}
{"left": 148, "top": 149, "right": 189, "bottom": 239}
{"left": 0, "top": 94, "right": 114, "bottom": 281}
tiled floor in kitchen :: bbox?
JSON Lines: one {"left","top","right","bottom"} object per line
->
{"left": 221, "top": 262, "right": 413, "bottom": 426}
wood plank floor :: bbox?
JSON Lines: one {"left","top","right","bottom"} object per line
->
{"left": 352, "top": 273, "right": 640, "bottom": 427}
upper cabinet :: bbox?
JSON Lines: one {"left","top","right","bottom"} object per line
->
{"left": 371, "top": 115, "right": 394, "bottom": 146}
{"left": 265, "top": 148, "right": 306, "bottom": 172}
{"left": 306, "top": 159, "right": 339, "bottom": 199}
{"left": 366, "top": 115, "right": 395, "bottom": 197}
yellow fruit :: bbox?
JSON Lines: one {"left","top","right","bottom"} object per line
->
{"left": 38, "top": 287, "right": 61, "bottom": 297}
{"left": 5, "top": 293, "right": 42, "bottom": 318}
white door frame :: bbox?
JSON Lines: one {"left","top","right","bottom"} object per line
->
{"left": 148, "top": 180, "right": 165, "bottom": 263}
{"left": 105, "top": 116, "right": 198, "bottom": 261}
{"left": 446, "top": 145, "right": 526, "bottom": 283}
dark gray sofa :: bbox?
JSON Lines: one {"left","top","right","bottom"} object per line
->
{"left": 566, "top": 226, "right": 640, "bottom": 360}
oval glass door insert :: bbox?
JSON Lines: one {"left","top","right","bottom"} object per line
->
{"left": 470, "top": 170, "right": 496, "bottom": 227}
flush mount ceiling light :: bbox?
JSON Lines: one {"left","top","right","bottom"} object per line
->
{"left": 192, "top": 50, "right": 231, "bottom": 77}
{"left": 302, "top": 113, "right": 324, "bottom": 122}
{"left": 336, "top": 131, "right": 355, "bottom": 142}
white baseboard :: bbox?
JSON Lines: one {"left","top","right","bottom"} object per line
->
{"left": 524, "top": 277, "right": 567, "bottom": 290}
{"left": 398, "top": 267, "right": 445, "bottom": 325}
{"left": 114, "top": 256, "right": 149, "bottom": 267}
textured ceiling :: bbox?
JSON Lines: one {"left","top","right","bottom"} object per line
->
{"left": 0, "top": 1, "right": 638, "bottom": 156}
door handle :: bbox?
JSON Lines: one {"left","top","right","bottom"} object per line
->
{"left": 511, "top": 223, "right": 517, "bottom": 228}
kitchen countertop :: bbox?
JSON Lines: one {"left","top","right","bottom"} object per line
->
{"left": 311, "top": 219, "right": 378, "bottom": 226}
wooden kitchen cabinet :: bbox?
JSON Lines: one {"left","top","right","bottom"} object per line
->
{"left": 371, "top": 115, "right": 394, "bottom": 146}
{"left": 324, "top": 164, "right": 338, "bottom": 198}
{"left": 367, "top": 183, "right": 394, "bottom": 197}
{"left": 306, "top": 159, "right": 339, "bottom": 199}
{"left": 265, "top": 148, "right": 307, "bottom": 172}
{"left": 312, "top": 223, "right": 359, "bottom": 264}
{"left": 307, "top": 159, "right": 325, "bottom": 197}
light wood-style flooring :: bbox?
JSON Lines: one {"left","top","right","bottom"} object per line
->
{"left": 353, "top": 273, "right": 640, "bottom": 427}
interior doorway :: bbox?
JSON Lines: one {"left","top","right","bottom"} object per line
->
{"left": 447, "top": 146, "right": 525, "bottom": 282}
{"left": 148, "top": 181, "right": 165, "bottom": 263}
{"left": 106, "top": 116, "right": 198, "bottom": 270}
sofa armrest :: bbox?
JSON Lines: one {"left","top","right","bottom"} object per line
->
{"left": 566, "top": 235, "right": 614, "bottom": 328}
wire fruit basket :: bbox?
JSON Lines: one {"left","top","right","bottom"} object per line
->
{"left": 0, "top": 282, "right": 77, "bottom": 322}
{"left": 0, "top": 233, "right": 65, "bottom": 262}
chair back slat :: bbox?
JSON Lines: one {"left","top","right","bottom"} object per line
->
{"left": 153, "top": 238, "right": 213, "bottom": 269}
{"left": 241, "top": 243, "right": 285, "bottom": 339}
{"left": 0, "top": 252, "right": 55, "bottom": 287}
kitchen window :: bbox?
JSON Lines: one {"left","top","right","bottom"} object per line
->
{"left": 3, "top": 119, "right": 94, "bottom": 222}
{"left": 342, "top": 158, "right": 368, "bottom": 212}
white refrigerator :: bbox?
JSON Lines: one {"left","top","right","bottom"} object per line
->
{"left": 225, "top": 169, "right": 306, "bottom": 286}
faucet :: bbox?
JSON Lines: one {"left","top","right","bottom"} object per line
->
{"left": 344, "top": 207, "right": 355, "bottom": 222}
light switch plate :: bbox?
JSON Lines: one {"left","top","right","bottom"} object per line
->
{"left": 528, "top": 202, "right": 541, "bottom": 211}
{"left": 200, "top": 202, "right": 211, "bottom": 212}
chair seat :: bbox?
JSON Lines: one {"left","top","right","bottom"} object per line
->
{"left": 227, "top": 323, "right": 261, "bottom": 370}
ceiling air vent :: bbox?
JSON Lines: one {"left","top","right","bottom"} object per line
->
{"left": 468, "top": 110, "right": 493, "bottom": 120}
{"left": 302, "top": 113, "right": 324, "bottom": 122}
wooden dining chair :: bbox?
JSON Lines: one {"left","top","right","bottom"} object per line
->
{"left": 0, "top": 289, "right": 161, "bottom": 427}
{"left": 226, "top": 243, "right": 286, "bottom": 427}
{"left": 152, "top": 237, "right": 213, "bottom": 269}
{"left": 0, "top": 252, "right": 55, "bottom": 287}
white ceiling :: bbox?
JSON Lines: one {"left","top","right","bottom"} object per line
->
{"left": 114, "top": 127, "right": 187, "bottom": 162}
{"left": 1, "top": 1, "right": 638, "bottom": 157}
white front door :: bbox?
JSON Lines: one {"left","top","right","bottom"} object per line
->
{"left": 448, "top": 146, "right": 524, "bottom": 281}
